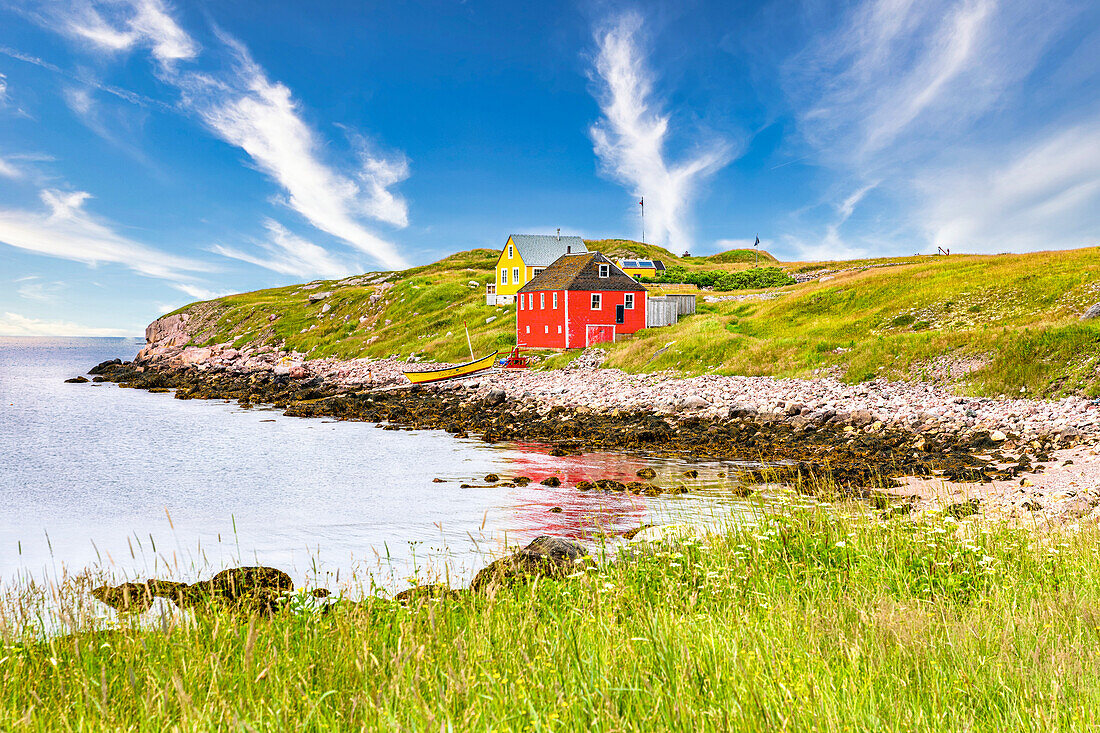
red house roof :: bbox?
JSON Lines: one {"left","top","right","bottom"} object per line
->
{"left": 516, "top": 252, "right": 646, "bottom": 294}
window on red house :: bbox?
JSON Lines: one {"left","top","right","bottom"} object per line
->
{"left": 553, "top": 292, "right": 558, "bottom": 309}
{"left": 591, "top": 293, "right": 601, "bottom": 310}
{"left": 625, "top": 293, "right": 634, "bottom": 309}
{"left": 540, "top": 293, "right": 545, "bottom": 309}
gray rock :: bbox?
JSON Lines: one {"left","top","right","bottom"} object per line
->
{"left": 1082, "top": 302, "right": 1100, "bottom": 320}
{"left": 679, "top": 396, "right": 709, "bottom": 411}
{"left": 486, "top": 388, "right": 506, "bottom": 405}
{"left": 308, "top": 291, "right": 333, "bottom": 303}
{"left": 850, "top": 409, "right": 874, "bottom": 426}
{"left": 469, "top": 536, "right": 588, "bottom": 592}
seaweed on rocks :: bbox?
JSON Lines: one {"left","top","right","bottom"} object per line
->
{"left": 90, "top": 362, "right": 1068, "bottom": 494}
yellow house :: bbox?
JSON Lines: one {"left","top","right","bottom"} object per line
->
{"left": 486, "top": 234, "right": 587, "bottom": 305}
{"left": 618, "top": 259, "right": 666, "bottom": 280}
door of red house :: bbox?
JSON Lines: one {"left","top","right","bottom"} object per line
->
{"left": 615, "top": 305, "right": 625, "bottom": 324}
{"left": 586, "top": 324, "right": 615, "bottom": 346}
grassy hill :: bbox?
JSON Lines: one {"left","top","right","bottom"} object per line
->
{"left": 585, "top": 238, "right": 777, "bottom": 269}
{"left": 603, "top": 248, "right": 1100, "bottom": 397}
{"left": 167, "top": 248, "right": 514, "bottom": 364}
{"left": 160, "top": 245, "right": 1100, "bottom": 397}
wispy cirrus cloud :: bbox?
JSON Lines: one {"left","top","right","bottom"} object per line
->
{"left": 589, "top": 12, "right": 733, "bottom": 253}
{"left": 0, "top": 311, "right": 134, "bottom": 337}
{"left": 178, "top": 35, "right": 410, "bottom": 266}
{"left": 0, "top": 155, "right": 18, "bottom": 179}
{"left": 170, "top": 282, "right": 231, "bottom": 301}
{"left": 212, "top": 219, "right": 362, "bottom": 280}
{"left": 36, "top": 0, "right": 410, "bottom": 270}
{"left": 49, "top": 0, "right": 198, "bottom": 64}
{"left": 0, "top": 188, "right": 210, "bottom": 280}
{"left": 780, "top": 0, "right": 1095, "bottom": 255}
{"left": 920, "top": 120, "right": 1100, "bottom": 252}
{"left": 16, "top": 277, "right": 66, "bottom": 302}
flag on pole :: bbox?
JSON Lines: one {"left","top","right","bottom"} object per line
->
{"left": 754, "top": 235, "right": 760, "bottom": 247}
{"left": 639, "top": 198, "right": 644, "bottom": 206}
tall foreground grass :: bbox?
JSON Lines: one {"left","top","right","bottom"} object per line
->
{"left": 4, "top": 507, "right": 1100, "bottom": 731}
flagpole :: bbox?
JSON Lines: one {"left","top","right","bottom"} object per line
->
{"left": 640, "top": 197, "right": 645, "bottom": 245}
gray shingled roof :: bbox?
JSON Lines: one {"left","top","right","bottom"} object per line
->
{"left": 508, "top": 234, "right": 587, "bottom": 267}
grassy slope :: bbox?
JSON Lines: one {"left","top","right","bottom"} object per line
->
{"left": 5, "top": 508, "right": 1100, "bottom": 730}
{"left": 173, "top": 249, "right": 514, "bottom": 364}
{"left": 165, "top": 245, "right": 1100, "bottom": 396}
{"left": 605, "top": 248, "right": 1100, "bottom": 397}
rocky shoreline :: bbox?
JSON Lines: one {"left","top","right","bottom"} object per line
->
{"left": 72, "top": 322, "right": 1100, "bottom": 526}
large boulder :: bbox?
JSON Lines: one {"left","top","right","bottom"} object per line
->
{"left": 678, "top": 396, "right": 710, "bottom": 411}
{"left": 1082, "top": 303, "right": 1100, "bottom": 320}
{"left": 469, "top": 536, "right": 588, "bottom": 592}
{"left": 90, "top": 566, "right": 298, "bottom": 616}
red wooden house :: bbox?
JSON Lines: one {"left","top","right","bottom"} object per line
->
{"left": 515, "top": 252, "right": 648, "bottom": 349}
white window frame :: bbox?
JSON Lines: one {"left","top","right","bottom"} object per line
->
{"left": 526, "top": 325, "right": 530, "bottom": 334}
{"left": 501, "top": 268, "right": 507, "bottom": 285}
{"left": 533, "top": 268, "right": 543, "bottom": 277}
{"left": 513, "top": 267, "right": 520, "bottom": 284}
{"left": 508, "top": 244, "right": 513, "bottom": 259}
{"left": 519, "top": 295, "right": 524, "bottom": 310}
{"left": 557, "top": 325, "right": 562, "bottom": 334}
{"left": 544, "top": 325, "right": 549, "bottom": 334}
{"left": 598, "top": 264, "right": 609, "bottom": 278}
{"left": 624, "top": 293, "right": 634, "bottom": 310}
{"left": 591, "top": 293, "right": 601, "bottom": 310}
{"left": 540, "top": 293, "right": 545, "bottom": 309}
{"left": 552, "top": 291, "right": 558, "bottom": 309}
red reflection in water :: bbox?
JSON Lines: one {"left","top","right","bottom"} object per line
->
{"left": 490, "top": 444, "right": 674, "bottom": 541}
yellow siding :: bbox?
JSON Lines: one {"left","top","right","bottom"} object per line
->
{"left": 494, "top": 237, "right": 527, "bottom": 297}
{"left": 621, "top": 267, "right": 654, "bottom": 279}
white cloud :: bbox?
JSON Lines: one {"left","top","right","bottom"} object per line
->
{"left": 48, "top": 0, "right": 410, "bottom": 269}
{"left": 0, "top": 72, "right": 7, "bottom": 104}
{"left": 0, "top": 311, "right": 134, "bottom": 337}
{"left": 17, "top": 279, "right": 65, "bottom": 302}
{"left": 0, "top": 155, "right": 18, "bottom": 178}
{"left": 61, "top": 0, "right": 198, "bottom": 64}
{"left": 0, "top": 188, "right": 211, "bottom": 280}
{"left": 170, "top": 282, "right": 231, "bottom": 301}
{"left": 179, "top": 38, "right": 409, "bottom": 268}
{"left": 920, "top": 119, "right": 1100, "bottom": 252}
{"left": 784, "top": 0, "right": 1060, "bottom": 169}
{"left": 589, "top": 13, "right": 733, "bottom": 253}
{"left": 212, "top": 219, "right": 362, "bottom": 280}
{"left": 779, "top": 0, "right": 1092, "bottom": 258}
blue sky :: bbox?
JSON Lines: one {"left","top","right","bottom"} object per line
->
{"left": 0, "top": 0, "right": 1097, "bottom": 336}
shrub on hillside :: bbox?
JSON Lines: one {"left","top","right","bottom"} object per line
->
{"left": 639, "top": 266, "right": 795, "bottom": 290}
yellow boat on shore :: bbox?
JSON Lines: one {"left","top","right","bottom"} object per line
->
{"left": 402, "top": 351, "right": 499, "bottom": 385}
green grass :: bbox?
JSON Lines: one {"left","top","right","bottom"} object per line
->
{"left": 168, "top": 248, "right": 516, "bottom": 363}
{"left": 4, "top": 506, "right": 1099, "bottom": 730}
{"left": 604, "top": 248, "right": 1100, "bottom": 397}
{"left": 159, "top": 245, "right": 1100, "bottom": 396}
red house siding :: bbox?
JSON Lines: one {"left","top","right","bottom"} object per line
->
{"left": 517, "top": 289, "right": 646, "bottom": 349}
{"left": 515, "top": 290, "right": 568, "bottom": 349}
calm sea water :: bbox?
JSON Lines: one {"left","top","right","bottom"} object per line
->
{"left": 0, "top": 338, "right": 753, "bottom": 595}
